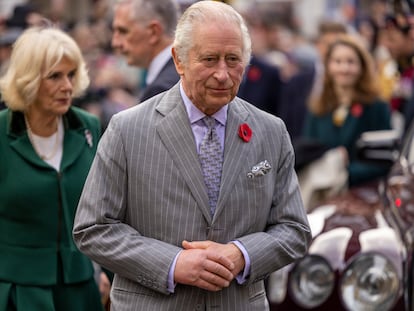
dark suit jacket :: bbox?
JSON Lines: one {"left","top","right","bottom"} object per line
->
{"left": 237, "top": 55, "right": 282, "bottom": 116}
{"left": 73, "top": 83, "right": 311, "bottom": 310}
{"left": 278, "top": 67, "right": 315, "bottom": 139}
{"left": 139, "top": 57, "right": 180, "bottom": 102}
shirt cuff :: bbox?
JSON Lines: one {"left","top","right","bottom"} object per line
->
{"left": 167, "top": 251, "right": 182, "bottom": 293}
{"left": 231, "top": 240, "right": 251, "bottom": 284}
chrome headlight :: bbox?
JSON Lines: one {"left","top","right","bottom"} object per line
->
{"left": 340, "top": 252, "right": 400, "bottom": 311}
{"left": 289, "top": 254, "right": 335, "bottom": 308}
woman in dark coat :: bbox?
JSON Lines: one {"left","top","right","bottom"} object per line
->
{"left": 302, "top": 34, "right": 392, "bottom": 187}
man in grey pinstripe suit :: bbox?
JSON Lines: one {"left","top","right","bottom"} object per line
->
{"left": 73, "top": 1, "right": 311, "bottom": 310}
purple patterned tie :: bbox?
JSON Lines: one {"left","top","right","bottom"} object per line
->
{"left": 199, "top": 116, "right": 223, "bottom": 215}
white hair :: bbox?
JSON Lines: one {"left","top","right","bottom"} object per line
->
{"left": 173, "top": 1, "right": 252, "bottom": 65}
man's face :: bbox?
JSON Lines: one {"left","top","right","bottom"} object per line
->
{"left": 173, "top": 22, "right": 245, "bottom": 115}
{"left": 317, "top": 32, "right": 343, "bottom": 60}
{"left": 380, "top": 28, "right": 409, "bottom": 59}
{"left": 111, "top": 3, "right": 151, "bottom": 68}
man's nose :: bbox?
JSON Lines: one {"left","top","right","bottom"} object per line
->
{"left": 214, "top": 60, "right": 230, "bottom": 81}
{"left": 111, "top": 33, "right": 121, "bottom": 50}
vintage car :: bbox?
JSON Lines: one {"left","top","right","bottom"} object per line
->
{"left": 268, "top": 128, "right": 411, "bottom": 311}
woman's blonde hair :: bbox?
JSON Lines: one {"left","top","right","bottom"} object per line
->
{"left": 0, "top": 26, "right": 89, "bottom": 111}
{"left": 309, "top": 34, "right": 379, "bottom": 115}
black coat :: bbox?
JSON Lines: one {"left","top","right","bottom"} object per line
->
{"left": 139, "top": 57, "right": 180, "bottom": 103}
{"left": 237, "top": 55, "right": 282, "bottom": 117}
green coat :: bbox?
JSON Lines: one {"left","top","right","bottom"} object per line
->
{"left": 303, "top": 99, "right": 392, "bottom": 186}
{"left": 0, "top": 107, "right": 100, "bottom": 286}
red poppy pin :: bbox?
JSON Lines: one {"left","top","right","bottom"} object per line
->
{"left": 238, "top": 123, "right": 252, "bottom": 142}
{"left": 351, "top": 103, "right": 363, "bottom": 118}
{"left": 247, "top": 66, "right": 262, "bottom": 82}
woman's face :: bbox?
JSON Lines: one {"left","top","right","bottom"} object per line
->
{"left": 327, "top": 44, "right": 362, "bottom": 89}
{"left": 32, "top": 56, "right": 76, "bottom": 117}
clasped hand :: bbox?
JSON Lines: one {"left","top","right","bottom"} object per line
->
{"left": 174, "top": 240, "right": 245, "bottom": 292}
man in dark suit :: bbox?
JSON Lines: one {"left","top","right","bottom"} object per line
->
{"left": 74, "top": 2, "right": 311, "bottom": 310}
{"left": 111, "top": 0, "right": 180, "bottom": 102}
{"left": 237, "top": 55, "right": 282, "bottom": 116}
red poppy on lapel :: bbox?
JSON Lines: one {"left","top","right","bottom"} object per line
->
{"left": 238, "top": 123, "right": 252, "bottom": 142}
{"left": 350, "top": 103, "right": 363, "bottom": 118}
{"left": 247, "top": 66, "right": 262, "bottom": 82}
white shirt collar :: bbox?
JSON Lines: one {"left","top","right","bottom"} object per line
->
{"left": 179, "top": 83, "right": 228, "bottom": 126}
{"left": 146, "top": 44, "right": 173, "bottom": 86}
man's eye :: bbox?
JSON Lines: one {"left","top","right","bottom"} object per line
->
{"left": 226, "top": 56, "right": 241, "bottom": 67}
{"left": 113, "top": 27, "right": 127, "bottom": 35}
{"left": 202, "top": 57, "right": 217, "bottom": 67}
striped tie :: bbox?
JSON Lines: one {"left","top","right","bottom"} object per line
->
{"left": 199, "top": 116, "right": 223, "bottom": 215}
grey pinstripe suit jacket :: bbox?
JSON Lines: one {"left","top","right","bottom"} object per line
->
{"left": 73, "top": 83, "right": 311, "bottom": 311}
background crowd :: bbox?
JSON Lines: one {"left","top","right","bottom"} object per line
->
{"left": 1, "top": 0, "right": 412, "bottom": 134}
{"left": 0, "top": 2, "right": 409, "bottom": 129}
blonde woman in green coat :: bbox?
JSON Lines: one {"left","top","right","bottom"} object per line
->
{"left": 0, "top": 26, "right": 103, "bottom": 310}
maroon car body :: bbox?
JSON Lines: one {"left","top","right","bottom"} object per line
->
{"left": 269, "top": 128, "right": 411, "bottom": 311}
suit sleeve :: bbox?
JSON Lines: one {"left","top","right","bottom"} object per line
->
{"left": 73, "top": 113, "right": 180, "bottom": 295}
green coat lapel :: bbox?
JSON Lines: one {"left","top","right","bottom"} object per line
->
{"left": 7, "top": 111, "right": 50, "bottom": 168}
{"left": 7, "top": 109, "right": 94, "bottom": 172}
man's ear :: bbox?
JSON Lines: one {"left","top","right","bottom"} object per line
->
{"left": 171, "top": 47, "right": 184, "bottom": 75}
{"left": 147, "top": 20, "right": 162, "bottom": 45}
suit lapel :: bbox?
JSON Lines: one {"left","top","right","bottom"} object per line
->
{"left": 340, "top": 107, "right": 362, "bottom": 145}
{"left": 8, "top": 109, "right": 92, "bottom": 172}
{"left": 60, "top": 129, "right": 87, "bottom": 171}
{"left": 155, "top": 86, "right": 212, "bottom": 221}
{"left": 215, "top": 99, "right": 250, "bottom": 219}
{"left": 11, "top": 127, "right": 86, "bottom": 171}
{"left": 10, "top": 135, "right": 50, "bottom": 168}
{"left": 8, "top": 111, "right": 51, "bottom": 169}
